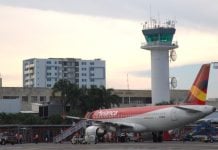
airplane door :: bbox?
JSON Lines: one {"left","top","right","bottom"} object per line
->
{"left": 171, "top": 108, "right": 177, "bottom": 121}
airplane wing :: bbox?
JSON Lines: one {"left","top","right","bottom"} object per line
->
{"left": 65, "top": 115, "right": 134, "bottom": 129}
{"left": 65, "top": 115, "right": 87, "bottom": 120}
{"left": 175, "top": 106, "right": 202, "bottom": 113}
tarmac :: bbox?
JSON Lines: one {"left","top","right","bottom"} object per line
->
{"left": 1, "top": 141, "right": 218, "bottom": 150}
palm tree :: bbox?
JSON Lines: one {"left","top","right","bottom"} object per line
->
{"left": 52, "top": 81, "right": 120, "bottom": 117}
{"left": 66, "top": 83, "right": 82, "bottom": 116}
{"left": 84, "top": 86, "right": 120, "bottom": 111}
{"left": 99, "top": 86, "right": 120, "bottom": 108}
{"left": 52, "top": 79, "right": 71, "bottom": 115}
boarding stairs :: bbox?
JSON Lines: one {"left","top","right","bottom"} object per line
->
{"left": 53, "top": 120, "right": 87, "bottom": 143}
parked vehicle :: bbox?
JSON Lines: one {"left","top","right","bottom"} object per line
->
{"left": 71, "top": 136, "right": 85, "bottom": 144}
{"left": 0, "top": 132, "right": 17, "bottom": 145}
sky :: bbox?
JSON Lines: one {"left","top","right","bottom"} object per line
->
{"left": 0, "top": 0, "right": 218, "bottom": 98}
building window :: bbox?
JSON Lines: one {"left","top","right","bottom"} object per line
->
{"left": 82, "top": 79, "right": 86, "bottom": 82}
{"left": 82, "top": 68, "right": 86, "bottom": 71}
{"left": 82, "top": 73, "right": 86, "bottom": 76}
{"left": 145, "top": 97, "right": 152, "bottom": 104}
{"left": 124, "top": 97, "right": 130, "bottom": 104}
{"left": 63, "top": 62, "right": 67, "bottom": 66}
{"left": 3, "top": 96, "right": 19, "bottom": 99}
{"left": 22, "top": 96, "right": 28, "bottom": 102}
{"left": 90, "top": 79, "right": 95, "bottom": 82}
{"left": 68, "top": 62, "right": 72, "bottom": 66}
{"left": 124, "top": 99, "right": 129, "bottom": 104}
{"left": 82, "top": 62, "right": 86, "bottom": 65}
{"left": 46, "top": 66, "right": 51, "bottom": 70}
{"left": 90, "top": 73, "right": 94, "bottom": 76}
{"left": 90, "top": 85, "right": 97, "bottom": 88}
{"left": 40, "top": 96, "right": 46, "bottom": 102}
{"left": 90, "top": 62, "right": 94, "bottom": 65}
{"left": 47, "top": 78, "right": 51, "bottom": 81}
{"left": 90, "top": 67, "right": 94, "bottom": 71}
{"left": 46, "top": 61, "right": 51, "bottom": 64}
{"left": 31, "top": 96, "right": 38, "bottom": 102}
{"left": 47, "top": 84, "right": 51, "bottom": 87}
{"left": 47, "top": 73, "right": 52, "bottom": 76}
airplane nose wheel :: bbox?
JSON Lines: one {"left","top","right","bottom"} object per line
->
{"left": 152, "top": 131, "right": 163, "bottom": 143}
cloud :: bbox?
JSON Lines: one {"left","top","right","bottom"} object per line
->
{"left": 1, "top": 0, "right": 218, "bottom": 31}
{"left": 0, "top": 0, "right": 147, "bottom": 20}
{"left": 0, "top": 4, "right": 217, "bottom": 98}
{"left": 0, "top": 5, "right": 147, "bottom": 87}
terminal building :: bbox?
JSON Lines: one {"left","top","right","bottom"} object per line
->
{"left": 0, "top": 87, "right": 188, "bottom": 113}
{"left": 23, "top": 58, "right": 105, "bottom": 88}
{"left": 1, "top": 87, "right": 218, "bottom": 116}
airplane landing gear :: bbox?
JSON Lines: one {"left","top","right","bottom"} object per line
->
{"left": 152, "top": 131, "right": 163, "bottom": 143}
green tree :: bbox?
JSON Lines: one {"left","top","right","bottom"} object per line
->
{"left": 52, "top": 79, "right": 84, "bottom": 116}
{"left": 99, "top": 86, "right": 120, "bottom": 108}
{"left": 79, "top": 86, "right": 120, "bottom": 115}
{"left": 52, "top": 79, "right": 72, "bottom": 115}
{"left": 0, "top": 113, "right": 44, "bottom": 125}
{"left": 66, "top": 83, "right": 82, "bottom": 115}
{"left": 47, "top": 114, "right": 63, "bottom": 124}
{"left": 52, "top": 80, "right": 120, "bottom": 117}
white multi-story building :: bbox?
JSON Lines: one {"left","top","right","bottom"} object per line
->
{"left": 23, "top": 58, "right": 105, "bottom": 88}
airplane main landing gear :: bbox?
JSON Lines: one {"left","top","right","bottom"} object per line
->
{"left": 152, "top": 131, "right": 163, "bottom": 143}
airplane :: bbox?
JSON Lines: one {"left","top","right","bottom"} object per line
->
{"left": 67, "top": 64, "right": 216, "bottom": 143}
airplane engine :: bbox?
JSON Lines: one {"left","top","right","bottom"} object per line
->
{"left": 85, "top": 126, "right": 106, "bottom": 137}
{"left": 85, "top": 126, "right": 107, "bottom": 144}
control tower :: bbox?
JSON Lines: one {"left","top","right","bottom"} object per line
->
{"left": 141, "top": 20, "right": 178, "bottom": 105}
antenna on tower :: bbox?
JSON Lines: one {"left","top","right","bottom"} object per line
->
{"left": 158, "top": 11, "right": 160, "bottom": 26}
{"left": 149, "top": 3, "right": 152, "bottom": 22}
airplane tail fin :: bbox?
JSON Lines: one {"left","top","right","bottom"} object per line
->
{"left": 185, "top": 64, "right": 211, "bottom": 105}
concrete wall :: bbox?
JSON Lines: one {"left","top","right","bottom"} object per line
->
{"left": 113, "top": 89, "right": 188, "bottom": 107}
{"left": 0, "top": 99, "right": 21, "bottom": 113}
{"left": 0, "top": 87, "right": 190, "bottom": 111}
{"left": 0, "top": 87, "right": 52, "bottom": 110}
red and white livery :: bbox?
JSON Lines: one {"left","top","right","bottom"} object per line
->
{"left": 67, "top": 64, "right": 216, "bottom": 143}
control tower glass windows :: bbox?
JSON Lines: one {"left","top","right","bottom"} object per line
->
{"left": 145, "top": 34, "right": 158, "bottom": 43}
{"left": 145, "top": 33, "right": 173, "bottom": 43}
{"left": 160, "top": 33, "right": 173, "bottom": 43}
